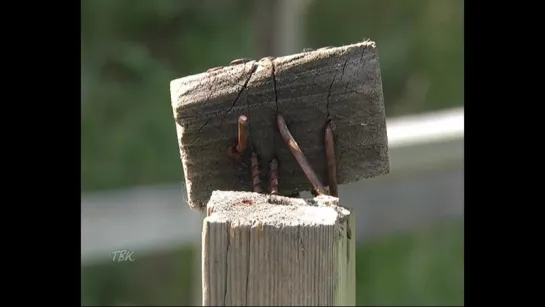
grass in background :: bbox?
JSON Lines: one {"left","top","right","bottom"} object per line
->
{"left": 81, "top": 219, "right": 463, "bottom": 306}
{"left": 81, "top": 246, "right": 195, "bottom": 306}
{"left": 356, "top": 219, "right": 464, "bottom": 305}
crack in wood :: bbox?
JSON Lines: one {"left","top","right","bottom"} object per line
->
{"left": 170, "top": 42, "right": 389, "bottom": 208}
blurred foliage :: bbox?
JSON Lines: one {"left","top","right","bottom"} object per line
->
{"left": 306, "top": 0, "right": 464, "bottom": 115}
{"left": 81, "top": 2, "right": 463, "bottom": 305}
{"left": 355, "top": 219, "right": 464, "bottom": 305}
{"left": 81, "top": 0, "right": 463, "bottom": 192}
{"left": 81, "top": 246, "right": 195, "bottom": 306}
{"left": 81, "top": 219, "right": 463, "bottom": 306}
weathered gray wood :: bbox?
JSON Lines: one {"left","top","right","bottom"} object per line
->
{"left": 171, "top": 41, "right": 389, "bottom": 210}
{"left": 202, "top": 190, "right": 356, "bottom": 306}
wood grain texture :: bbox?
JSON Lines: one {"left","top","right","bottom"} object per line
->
{"left": 171, "top": 41, "right": 389, "bottom": 210}
{"left": 202, "top": 191, "right": 355, "bottom": 306}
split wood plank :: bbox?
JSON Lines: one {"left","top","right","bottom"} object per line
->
{"left": 170, "top": 41, "right": 389, "bottom": 210}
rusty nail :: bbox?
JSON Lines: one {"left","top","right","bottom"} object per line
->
{"left": 269, "top": 158, "right": 279, "bottom": 195}
{"left": 230, "top": 58, "right": 252, "bottom": 66}
{"left": 276, "top": 114, "right": 327, "bottom": 195}
{"left": 324, "top": 121, "right": 338, "bottom": 197}
{"left": 228, "top": 115, "right": 248, "bottom": 162}
{"left": 250, "top": 150, "right": 262, "bottom": 193}
{"left": 236, "top": 115, "right": 248, "bottom": 153}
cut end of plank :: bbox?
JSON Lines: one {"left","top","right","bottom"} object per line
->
{"left": 171, "top": 41, "right": 389, "bottom": 209}
{"left": 206, "top": 190, "right": 349, "bottom": 226}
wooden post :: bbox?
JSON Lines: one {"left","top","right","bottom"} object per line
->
{"left": 202, "top": 191, "right": 356, "bottom": 306}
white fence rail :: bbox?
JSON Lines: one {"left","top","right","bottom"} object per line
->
{"left": 81, "top": 108, "right": 464, "bottom": 265}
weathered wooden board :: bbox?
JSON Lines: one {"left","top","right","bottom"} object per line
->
{"left": 202, "top": 190, "right": 355, "bottom": 306}
{"left": 170, "top": 41, "right": 389, "bottom": 210}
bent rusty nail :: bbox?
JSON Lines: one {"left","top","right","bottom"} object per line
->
{"left": 227, "top": 115, "right": 249, "bottom": 162}
{"left": 236, "top": 115, "right": 249, "bottom": 153}
{"left": 250, "top": 149, "right": 262, "bottom": 193}
{"left": 276, "top": 114, "right": 326, "bottom": 195}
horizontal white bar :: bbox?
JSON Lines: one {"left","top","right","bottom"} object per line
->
{"left": 387, "top": 108, "right": 464, "bottom": 148}
{"left": 81, "top": 108, "right": 464, "bottom": 265}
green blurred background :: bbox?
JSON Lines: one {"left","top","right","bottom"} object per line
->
{"left": 81, "top": 0, "right": 464, "bottom": 305}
